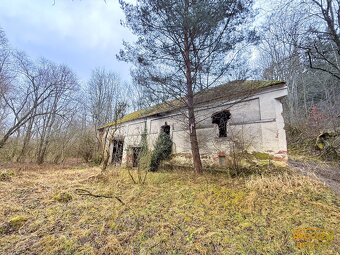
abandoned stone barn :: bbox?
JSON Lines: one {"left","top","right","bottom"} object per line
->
{"left": 99, "top": 80, "right": 288, "bottom": 168}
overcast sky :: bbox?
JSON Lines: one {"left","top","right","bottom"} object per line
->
{"left": 0, "top": 0, "right": 272, "bottom": 85}
{"left": 0, "top": 0, "right": 134, "bottom": 84}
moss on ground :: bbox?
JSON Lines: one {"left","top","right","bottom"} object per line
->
{"left": 53, "top": 192, "right": 73, "bottom": 203}
{"left": 0, "top": 215, "right": 29, "bottom": 235}
{"left": 0, "top": 165, "right": 338, "bottom": 254}
{"left": 8, "top": 215, "right": 29, "bottom": 228}
{"left": 252, "top": 151, "right": 273, "bottom": 160}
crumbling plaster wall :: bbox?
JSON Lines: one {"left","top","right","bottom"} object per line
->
{"left": 108, "top": 86, "right": 288, "bottom": 166}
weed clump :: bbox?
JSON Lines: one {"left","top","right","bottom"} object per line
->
{"left": 0, "top": 171, "right": 13, "bottom": 182}
{"left": 9, "top": 216, "right": 28, "bottom": 228}
{"left": 0, "top": 215, "right": 28, "bottom": 235}
{"left": 150, "top": 132, "right": 172, "bottom": 171}
{"left": 53, "top": 192, "right": 73, "bottom": 203}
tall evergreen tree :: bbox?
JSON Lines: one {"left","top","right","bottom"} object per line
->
{"left": 118, "top": 0, "right": 256, "bottom": 173}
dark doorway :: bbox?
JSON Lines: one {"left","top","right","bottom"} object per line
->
{"left": 212, "top": 110, "right": 231, "bottom": 137}
{"left": 112, "top": 140, "right": 124, "bottom": 164}
{"left": 132, "top": 147, "right": 142, "bottom": 167}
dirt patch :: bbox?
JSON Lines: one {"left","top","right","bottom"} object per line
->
{"left": 289, "top": 159, "right": 340, "bottom": 195}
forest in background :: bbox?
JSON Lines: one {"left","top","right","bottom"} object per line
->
{"left": 0, "top": 0, "right": 339, "bottom": 165}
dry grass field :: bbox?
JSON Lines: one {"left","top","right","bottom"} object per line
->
{"left": 0, "top": 164, "right": 339, "bottom": 255}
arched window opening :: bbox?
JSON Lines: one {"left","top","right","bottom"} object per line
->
{"left": 212, "top": 110, "right": 231, "bottom": 137}
{"left": 161, "top": 122, "right": 170, "bottom": 135}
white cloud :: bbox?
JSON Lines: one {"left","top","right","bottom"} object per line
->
{"left": 0, "top": 0, "right": 134, "bottom": 82}
{"left": 1, "top": 0, "right": 128, "bottom": 45}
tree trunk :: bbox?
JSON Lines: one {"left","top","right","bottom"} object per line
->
{"left": 183, "top": 16, "right": 203, "bottom": 174}
{"left": 0, "top": 134, "right": 10, "bottom": 149}
{"left": 188, "top": 106, "right": 203, "bottom": 174}
{"left": 101, "top": 129, "right": 111, "bottom": 172}
{"left": 36, "top": 98, "right": 58, "bottom": 165}
{"left": 11, "top": 130, "right": 21, "bottom": 161}
{"left": 36, "top": 149, "right": 45, "bottom": 165}
{"left": 0, "top": 120, "right": 25, "bottom": 149}
{"left": 18, "top": 115, "right": 35, "bottom": 162}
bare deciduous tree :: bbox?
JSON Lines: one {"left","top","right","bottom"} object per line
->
{"left": 0, "top": 28, "right": 11, "bottom": 130}
{"left": 34, "top": 60, "right": 79, "bottom": 164}
{"left": 303, "top": 0, "right": 340, "bottom": 80}
{"left": 258, "top": 0, "right": 340, "bottom": 131}
{"left": 0, "top": 51, "right": 79, "bottom": 161}
{"left": 87, "top": 68, "right": 127, "bottom": 171}
{"left": 0, "top": 53, "right": 53, "bottom": 149}
{"left": 88, "top": 68, "right": 125, "bottom": 128}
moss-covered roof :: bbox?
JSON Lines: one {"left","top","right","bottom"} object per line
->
{"left": 100, "top": 80, "right": 285, "bottom": 129}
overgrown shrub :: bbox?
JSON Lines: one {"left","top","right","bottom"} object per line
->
{"left": 138, "top": 150, "right": 152, "bottom": 171}
{"left": 78, "top": 132, "right": 96, "bottom": 163}
{"left": 0, "top": 171, "right": 13, "bottom": 182}
{"left": 150, "top": 132, "right": 172, "bottom": 171}
{"left": 92, "top": 152, "right": 103, "bottom": 165}
{"left": 136, "top": 130, "right": 151, "bottom": 171}
{"left": 286, "top": 124, "right": 340, "bottom": 161}
{"left": 126, "top": 130, "right": 150, "bottom": 184}
{"left": 316, "top": 132, "right": 340, "bottom": 160}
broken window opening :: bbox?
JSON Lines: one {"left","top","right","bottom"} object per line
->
{"left": 212, "top": 110, "right": 231, "bottom": 137}
{"left": 112, "top": 139, "right": 124, "bottom": 164}
{"left": 161, "top": 122, "right": 170, "bottom": 135}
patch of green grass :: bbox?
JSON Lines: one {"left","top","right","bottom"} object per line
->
{"left": 53, "top": 192, "right": 73, "bottom": 203}
{"left": 0, "top": 215, "right": 29, "bottom": 235}
{"left": 8, "top": 215, "right": 29, "bottom": 228}
{"left": 252, "top": 151, "right": 273, "bottom": 160}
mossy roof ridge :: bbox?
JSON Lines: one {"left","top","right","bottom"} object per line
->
{"left": 100, "top": 80, "right": 285, "bottom": 128}
{"left": 193, "top": 80, "right": 284, "bottom": 104}
{"left": 100, "top": 102, "right": 175, "bottom": 128}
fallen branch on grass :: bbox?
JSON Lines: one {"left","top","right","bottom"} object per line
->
{"left": 75, "top": 188, "right": 125, "bottom": 205}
